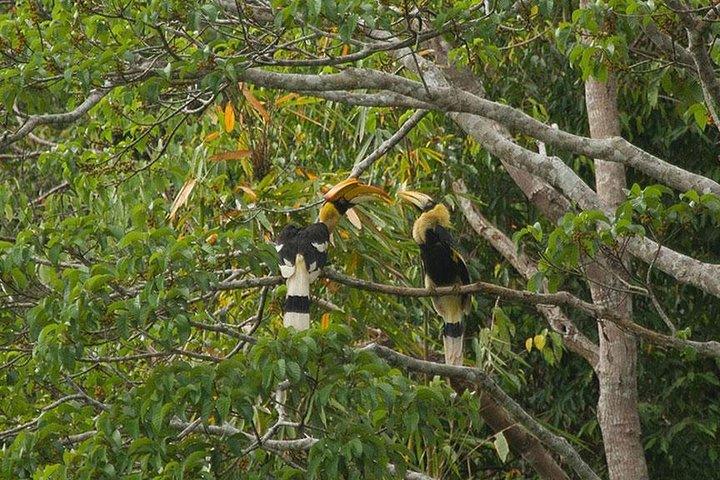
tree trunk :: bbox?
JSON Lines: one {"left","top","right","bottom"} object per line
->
{"left": 584, "top": 75, "right": 650, "bottom": 480}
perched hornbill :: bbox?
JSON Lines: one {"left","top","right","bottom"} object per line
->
{"left": 398, "top": 190, "right": 471, "bottom": 366}
{"left": 276, "top": 178, "right": 389, "bottom": 330}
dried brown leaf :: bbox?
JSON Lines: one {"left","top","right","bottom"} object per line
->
{"left": 168, "top": 177, "right": 197, "bottom": 221}
{"left": 241, "top": 84, "right": 271, "bottom": 123}
{"left": 209, "top": 150, "right": 253, "bottom": 161}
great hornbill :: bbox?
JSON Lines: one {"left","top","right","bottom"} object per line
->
{"left": 275, "top": 178, "right": 389, "bottom": 330}
{"left": 398, "top": 190, "right": 471, "bottom": 366}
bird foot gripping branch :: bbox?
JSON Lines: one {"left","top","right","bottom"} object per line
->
{"left": 275, "top": 178, "right": 390, "bottom": 331}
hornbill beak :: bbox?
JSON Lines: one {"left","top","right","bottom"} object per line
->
{"left": 323, "top": 178, "right": 391, "bottom": 205}
{"left": 397, "top": 190, "right": 435, "bottom": 211}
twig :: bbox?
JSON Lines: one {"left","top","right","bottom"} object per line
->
{"left": 349, "top": 109, "right": 428, "bottom": 178}
{"left": 31, "top": 181, "right": 70, "bottom": 206}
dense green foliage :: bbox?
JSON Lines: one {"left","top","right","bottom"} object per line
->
{"left": 1, "top": 0, "right": 719, "bottom": 478}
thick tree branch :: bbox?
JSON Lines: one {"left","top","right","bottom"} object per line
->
{"left": 640, "top": 21, "right": 695, "bottom": 69}
{"left": 363, "top": 344, "right": 600, "bottom": 480}
{"left": 240, "top": 67, "right": 720, "bottom": 196}
{"left": 306, "top": 90, "right": 434, "bottom": 109}
{"left": 667, "top": 0, "right": 720, "bottom": 129}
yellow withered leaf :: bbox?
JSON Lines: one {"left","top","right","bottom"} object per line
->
{"left": 209, "top": 150, "right": 252, "bottom": 162}
{"left": 275, "top": 92, "right": 298, "bottom": 107}
{"left": 204, "top": 131, "right": 220, "bottom": 143}
{"left": 341, "top": 44, "right": 350, "bottom": 56}
{"left": 294, "top": 167, "right": 318, "bottom": 180}
{"left": 224, "top": 103, "right": 235, "bottom": 132}
{"left": 205, "top": 233, "right": 218, "bottom": 245}
{"left": 533, "top": 334, "right": 546, "bottom": 351}
{"left": 321, "top": 313, "right": 330, "bottom": 330}
{"left": 241, "top": 84, "right": 270, "bottom": 123}
{"left": 168, "top": 177, "right": 197, "bottom": 221}
{"left": 525, "top": 337, "right": 533, "bottom": 353}
{"left": 237, "top": 185, "right": 258, "bottom": 202}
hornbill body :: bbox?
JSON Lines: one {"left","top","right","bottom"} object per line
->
{"left": 276, "top": 179, "right": 389, "bottom": 330}
{"left": 399, "top": 191, "right": 471, "bottom": 366}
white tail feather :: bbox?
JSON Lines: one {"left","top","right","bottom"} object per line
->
{"left": 284, "top": 254, "right": 310, "bottom": 330}
{"left": 443, "top": 335, "right": 464, "bottom": 366}
{"left": 440, "top": 300, "right": 465, "bottom": 366}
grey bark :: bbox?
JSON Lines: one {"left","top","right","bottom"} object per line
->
{"left": 583, "top": 69, "right": 650, "bottom": 480}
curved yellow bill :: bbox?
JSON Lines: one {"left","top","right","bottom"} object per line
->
{"left": 324, "top": 178, "right": 391, "bottom": 204}
{"left": 397, "top": 190, "right": 434, "bottom": 210}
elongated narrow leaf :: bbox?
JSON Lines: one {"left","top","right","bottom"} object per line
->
{"left": 224, "top": 103, "right": 236, "bottom": 132}
{"left": 241, "top": 84, "right": 271, "bottom": 123}
{"left": 209, "top": 150, "right": 252, "bottom": 161}
{"left": 168, "top": 177, "right": 197, "bottom": 221}
{"left": 204, "top": 131, "right": 220, "bottom": 143}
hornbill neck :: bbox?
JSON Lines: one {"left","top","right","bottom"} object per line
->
{"left": 412, "top": 204, "right": 451, "bottom": 244}
{"left": 318, "top": 199, "right": 350, "bottom": 232}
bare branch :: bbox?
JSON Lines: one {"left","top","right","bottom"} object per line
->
{"left": 239, "top": 67, "right": 720, "bottom": 196}
{"left": 167, "top": 418, "right": 435, "bottom": 479}
{"left": 0, "top": 89, "right": 108, "bottom": 150}
{"left": 323, "top": 269, "right": 609, "bottom": 315}
{"left": 31, "top": 181, "right": 70, "bottom": 206}
{"left": 350, "top": 109, "right": 428, "bottom": 177}
{"left": 0, "top": 394, "right": 86, "bottom": 440}
{"left": 666, "top": 0, "right": 720, "bottom": 130}
{"left": 302, "top": 90, "right": 434, "bottom": 109}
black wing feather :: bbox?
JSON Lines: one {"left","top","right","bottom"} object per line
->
{"left": 421, "top": 225, "right": 470, "bottom": 287}
{"left": 275, "top": 222, "right": 330, "bottom": 276}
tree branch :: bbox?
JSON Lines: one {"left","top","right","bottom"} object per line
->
{"left": 324, "top": 269, "right": 720, "bottom": 359}
{"left": 240, "top": 67, "right": 720, "bottom": 196}
{"left": 452, "top": 180, "right": 600, "bottom": 368}
{"left": 363, "top": 344, "right": 600, "bottom": 480}
{"left": 667, "top": 0, "right": 720, "bottom": 130}
{"left": 0, "top": 89, "right": 108, "bottom": 150}
{"left": 350, "top": 109, "right": 428, "bottom": 177}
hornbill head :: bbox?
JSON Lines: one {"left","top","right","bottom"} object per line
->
{"left": 397, "top": 190, "right": 451, "bottom": 244}
{"left": 319, "top": 178, "right": 390, "bottom": 230}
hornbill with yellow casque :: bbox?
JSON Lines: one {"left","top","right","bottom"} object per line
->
{"left": 398, "top": 190, "right": 471, "bottom": 366}
{"left": 276, "top": 178, "right": 390, "bottom": 330}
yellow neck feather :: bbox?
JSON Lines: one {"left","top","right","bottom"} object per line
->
{"left": 412, "top": 204, "right": 451, "bottom": 244}
{"left": 319, "top": 202, "right": 341, "bottom": 231}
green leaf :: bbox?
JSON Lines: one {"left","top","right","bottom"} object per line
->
{"left": 85, "top": 273, "right": 113, "bottom": 292}
{"left": 494, "top": 432, "right": 509, "bottom": 462}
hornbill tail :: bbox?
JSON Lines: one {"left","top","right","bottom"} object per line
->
{"left": 283, "top": 254, "right": 311, "bottom": 330}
